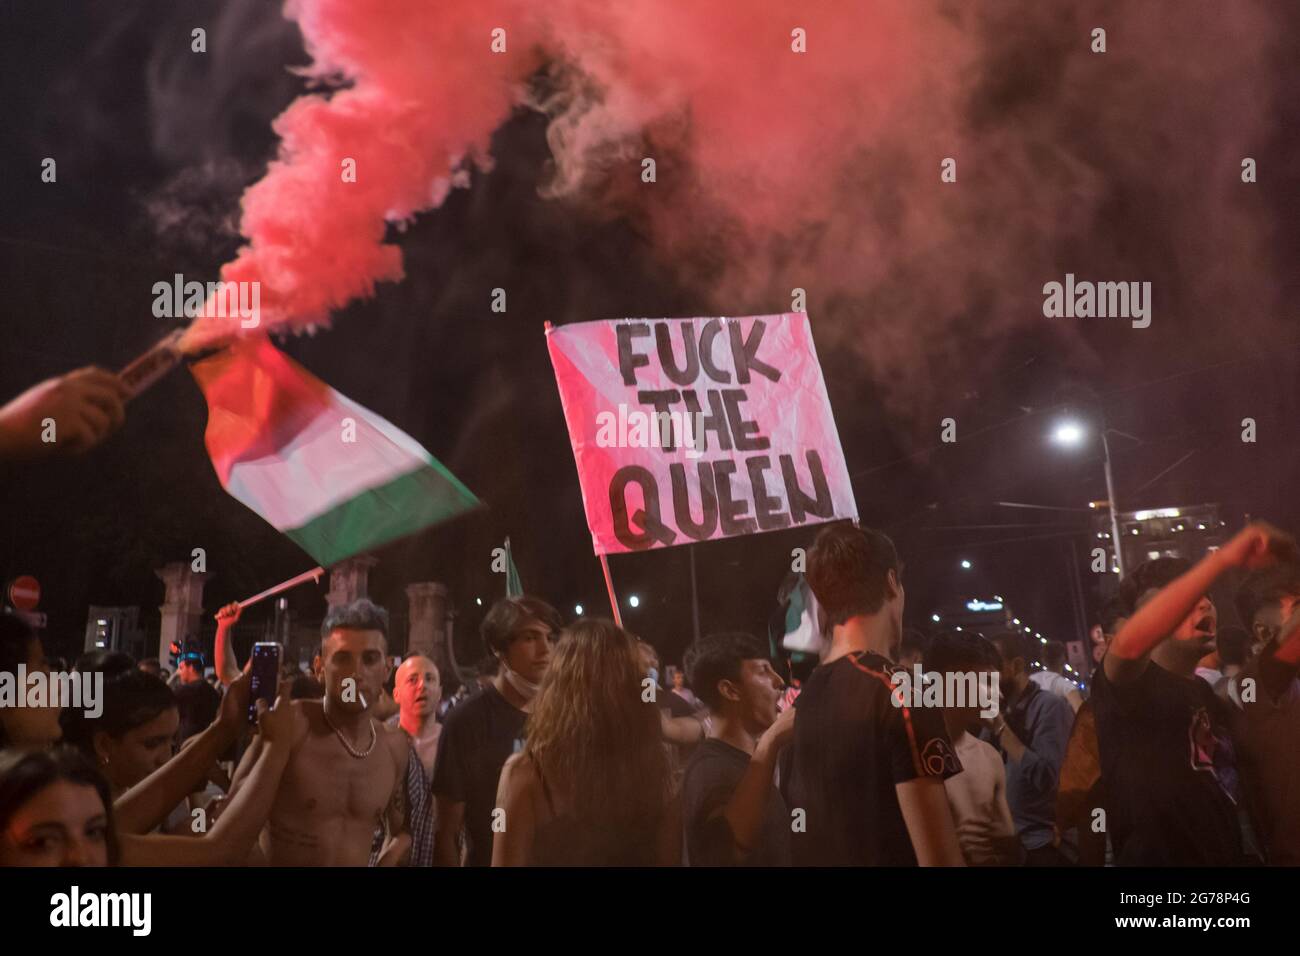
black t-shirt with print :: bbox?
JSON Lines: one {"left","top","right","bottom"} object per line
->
{"left": 430, "top": 683, "right": 527, "bottom": 867}
{"left": 781, "top": 651, "right": 961, "bottom": 866}
{"left": 682, "top": 738, "right": 791, "bottom": 866}
{"left": 1091, "top": 660, "right": 1244, "bottom": 866}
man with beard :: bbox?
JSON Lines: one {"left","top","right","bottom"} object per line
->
{"left": 986, "top": 630, "right": 1075, "bottom": 864}
{"left": 230, "top": 599, "right": 410, "bottom": 866}
{"left": 1092, "top": 523, "right": 1294, "bottom": 865}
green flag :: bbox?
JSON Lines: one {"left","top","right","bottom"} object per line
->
{"left": 505, "top": 536, "right": 523, "bottom": 598}
{"left": 782, "top": 573, "right": 827, "bottom": 657}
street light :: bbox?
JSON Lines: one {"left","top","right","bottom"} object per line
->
{"left": 1051, "top": 421, "right": 1085, "bottom": 447}
{"left": 1051, "top": 416, "right": 1127, "bottom": 577}
{"left": 574, "top": 604, "right": 584, "bottom": 616}
{"left": 960, "top": 559, "right": 972, "bottom": 570}
{"left": 629, "top": 594, "right": 641, "bottom": 608}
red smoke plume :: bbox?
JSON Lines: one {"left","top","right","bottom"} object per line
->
{"left": 185, "top": 0, "right": 1284, "bottom": 424}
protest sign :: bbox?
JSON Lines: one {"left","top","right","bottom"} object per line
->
{"left": 547, "top": 313, "right": 858, "bottom": 554}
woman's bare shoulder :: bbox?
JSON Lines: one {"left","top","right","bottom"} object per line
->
{"left": 499, "top": 751, "right": 541, "bottom": 793}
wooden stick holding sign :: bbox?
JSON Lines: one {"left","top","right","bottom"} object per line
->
{"left": 600, "top": 553, "right": 623, "bottom": 628}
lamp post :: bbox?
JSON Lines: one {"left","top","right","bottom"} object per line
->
{"left": 1099, "top": 429, "right": 1126, "bottom": 577}
{"left": 1052, "top": 419, "right": 1127, "bottom": 578}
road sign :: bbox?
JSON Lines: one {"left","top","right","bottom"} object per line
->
{"left": 8, "top": 576, "right": 40, "bottom": 611}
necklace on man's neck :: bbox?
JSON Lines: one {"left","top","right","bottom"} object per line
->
{"left": 323, "top": 706, "right": 377, "bottom": 759}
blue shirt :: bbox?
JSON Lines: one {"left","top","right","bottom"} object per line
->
{"left": 987, "top": 681, "right": 1073, "bottom": 851}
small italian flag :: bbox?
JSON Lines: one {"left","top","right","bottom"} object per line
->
{"left": 190, "top": 336, "right": 480, "bottom": 565}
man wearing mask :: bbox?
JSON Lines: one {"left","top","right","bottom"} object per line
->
{"left": 432, "top": 596, "right": 560, "bottom": 867}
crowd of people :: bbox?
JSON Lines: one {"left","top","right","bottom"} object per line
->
{"left": 1, "top": 518, "right": 1297, "bottom": 867}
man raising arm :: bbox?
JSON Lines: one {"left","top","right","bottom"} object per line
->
{"left": 1091, "top": 523, "right": 1294, "bottom": 865}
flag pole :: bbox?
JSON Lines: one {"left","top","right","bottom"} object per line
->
{"left": 689, "top": 544, "right": 701, "bottom": 645}
{"left": 237, "top": 566, "right": 326, "bottom": 610}
{"left": 599, "top": 553, "right": 623, "bottom": 628}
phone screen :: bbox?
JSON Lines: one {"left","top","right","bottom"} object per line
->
{"left": 248, "top": 643, "right": 283, "bottom": 724}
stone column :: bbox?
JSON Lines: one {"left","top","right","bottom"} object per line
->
{"left": 155, "top": 561, "right": 208, "bottom": 666}
{"left": 406, "top": 582, "right": 451, "bottom": 676}
{"left": 325, "top": 556, "right": 379, "bottom": 611}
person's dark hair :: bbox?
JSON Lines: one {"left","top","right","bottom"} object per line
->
{"left": 684, "top": 632, "right": 768, "bottom": 711}
{"left": 475, "top": 654, "right": 499, "bottom": 678}
{"left": 480, "top": 596, "right": 562, "bottom": 657}
{"left": 0, "top": 612, "right": 39, "bottom": 748}
{"left": 1235, "top": 563, "right": 1300, "bottom": 630}
{"left": 900, "top": 628, "right": 930, "bottom": 660}
{"left": 73, "top": 649, "right": 135, "bottom": 679}
{"left": 62, "top": 670, "right": 177, "bottom": 760}
{"left": 805, "top": 522, "right": 901, "bottom": 626}
{"left": 137, "top": 658, "right": 161, "bottom": 675}
{"left": 0, "top": 746, "right": 120, "bottom": 865}
{"left": 1127, "top": 557, "right": 1192, "bottom": 606}
{"left": 0, "top": 611, "right": 36, "bottom": 672}
{"left": 1042, "top": 641, "right": 1067, "bottom": 671}
{"left": 321, "top": 598, "right": 389, "bottom": 644}
{"left": 926, "top": 631, "right": 1001, "bottom": 676}
{"left": 289, "top": 674, "right": 325, "bottom": 701}
{"left": 1216, "top": 626, "right": 1252, "bottom": 668}
{"left": 989, "top": 630, "right": 1032, "bottom": 668}
{"left": 172, "top": 681, "right": 219, "bottom": 744}
{"left": 1099, "top": 592, "right": 1130, "bottom": 634}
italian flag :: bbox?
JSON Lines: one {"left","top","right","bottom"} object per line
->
{"left": 190, "top": 336, "right": 479, "bottom": 565}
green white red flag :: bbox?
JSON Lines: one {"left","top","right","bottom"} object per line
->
{"left": 190, "top": 336, "right": 479, "bottom": 565}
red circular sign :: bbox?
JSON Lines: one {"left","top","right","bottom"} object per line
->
{"left": 8, "top": 576, "right": 40, "bottom": 611}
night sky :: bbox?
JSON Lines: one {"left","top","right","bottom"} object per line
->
{"left": 2, "top": 1, "right": 1298, "bottom": 672}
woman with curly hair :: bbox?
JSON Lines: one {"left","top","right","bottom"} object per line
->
{"left": 492, "top": 619, "right": 680, "bottom": 865}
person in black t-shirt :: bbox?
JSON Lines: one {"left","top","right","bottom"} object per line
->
{"left": 431, "top": 595, "right": 561, "bottom": 867}
{"left": 173, "top": 653, "right": 221, "bottom": 745}
{"left": 1095, "top": 523, "right": 1295, "bottom": 865}
{"left": 782, "top": 522, "right": 965, "bottom": 866}
{"left": 681, "top": 632, "right": 795, "bottom": 866}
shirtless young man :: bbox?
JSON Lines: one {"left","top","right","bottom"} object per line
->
{"left": 230, "top": 598, "right": 410, "bottom": 866}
